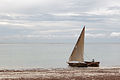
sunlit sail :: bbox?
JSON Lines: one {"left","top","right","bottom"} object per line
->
{"left": 69, "top": 27, "right": 85, "bottom": 62}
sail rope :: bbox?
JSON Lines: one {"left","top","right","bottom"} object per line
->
{"left": 84, "top": 53, "right": 90, "bottom": 61}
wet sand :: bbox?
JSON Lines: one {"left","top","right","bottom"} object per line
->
{"left": 0, "top": 67, "right": 120, "bottom": 80}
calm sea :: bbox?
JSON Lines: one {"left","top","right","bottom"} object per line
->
{"left": 0, "top": 43, "right": 120, "bottom": 69}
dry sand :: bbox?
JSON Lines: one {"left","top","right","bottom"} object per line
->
{"left": 0, "top": 67, "right": 120, "bottom": 80}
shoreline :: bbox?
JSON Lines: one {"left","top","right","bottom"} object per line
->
{"left": 0, "top": 67, "right": 120, "bottom": 80}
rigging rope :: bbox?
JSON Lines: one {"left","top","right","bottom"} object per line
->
{"left": 84, "top": 53, "right": 91, "bottom": 61}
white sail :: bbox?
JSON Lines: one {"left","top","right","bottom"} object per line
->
{"left": 69, "top": 27, "right": 85, "bottom": 62}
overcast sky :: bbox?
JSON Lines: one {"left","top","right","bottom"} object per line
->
{"left": 0, "top": 0, "right": 120, "bottom": 43}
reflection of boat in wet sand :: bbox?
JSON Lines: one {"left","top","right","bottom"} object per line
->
{"left": 68, "top": 26, "right": 100, "bottom": 67}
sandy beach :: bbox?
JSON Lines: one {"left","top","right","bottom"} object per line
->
{"left": 0, "top": 67, "right": 120, "bottom": 80}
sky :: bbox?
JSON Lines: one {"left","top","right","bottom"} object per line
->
{"left": 0, "top": 0, "right": 120, "bottom": 43}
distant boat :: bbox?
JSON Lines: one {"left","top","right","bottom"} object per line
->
{"left": 68, "top": 26, "right": 100, "bottom": 67}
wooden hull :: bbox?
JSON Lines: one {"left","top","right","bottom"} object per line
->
{"left": 68, "top": 62, "right": 88, "bottom": 67}
{"left": 85, "top": 61, "right": 100, "bottom": 67}
{"left": 68, "top": 61, "right": 100, "bottom": 67}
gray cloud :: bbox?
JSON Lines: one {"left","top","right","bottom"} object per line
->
{"left": 0, "top": 0, "right": 120, "bottom": 43}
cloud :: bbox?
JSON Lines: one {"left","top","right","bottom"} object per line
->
{"left": 52, "top": 13, "right": 81, "bottom": 17}
{"left": 0, "top": 0, "right": 120, "bottom": 42}
{"left": 0, "top": 21, "right": 32, "bottom": 27}
{"left": 86, "top": 33, "right": 106, "bottom": 38}
{"left": 110, "top": 32, "right": 120, "bottom": 37}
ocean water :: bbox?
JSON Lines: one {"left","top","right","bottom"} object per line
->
{"left": 0, "top": 43, "right": 120, "bottom": 69}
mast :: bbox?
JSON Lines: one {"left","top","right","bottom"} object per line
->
{"left": 69, "top": 26, "right": 85, "bottom": 62}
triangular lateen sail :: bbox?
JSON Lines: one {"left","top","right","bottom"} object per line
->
{"left": 69, "top": 27, "right": 85, "bottom": 62}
